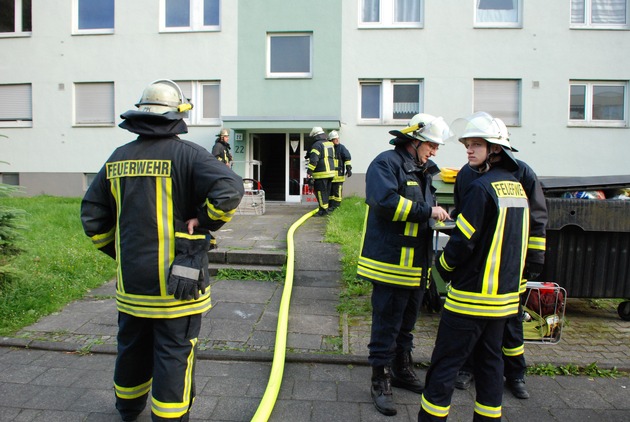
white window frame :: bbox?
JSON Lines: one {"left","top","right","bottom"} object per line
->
{"left": 570, "top": 0, "right": 629, "bottom": 29}
{"left": 73, "top": 82, "right": 115, "bottom": 126}
{"left": 72, "top": 0, "right": 115, "bottom": 35}
{"left": 474, "top": 0, "right": 523, "bottom": 29}
{"left": 159, "top": 0, "right": 221, "bottom": 33}
{"left": 175, "top": 80, "right": 221, "bottom": 126}
{"left": 568, "top": 80, "right": 628, "bottom": 127}
{"left": 0, "top": 83, "right": 32, "bottom": 128}
{"left": 266, "top": 33, "right": 313, "bottom": 79}
{"left": 473, "top": 79, "right": 521, "bottom": 126}
{"left": 359, "top": 0, "right": 424, "bottom": 28}
{"left": 0, "top": 0, "right": 31, "bottom": 38}
{"left": 358, "top": 79, "right": 424, "bottom": 125}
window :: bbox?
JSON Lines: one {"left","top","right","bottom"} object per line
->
{"left": 359, "top": 79, "right": 423, "bottom": 124}
{"left": 74, "top": 0, "right": 114, "bottom": 34}
{"left": 0, "top": 84, "right": 32, "bottom": 128}
{"left": 84, "top": 173, "right": 97, "bottom": 190}
{"left": 74, "top": 82, "right": 115, "bottom": 126}
{"left": 160, "top": 0, "right": 220, "bottom": 32}
{"left": 474, "top": 0, "right": 522, "bottom": 28}
{"left": 569, "top": 81, "right": 627, "bottom": 127}
{"left": 267, "top": 33, "right": 312, "bottom": 78}
{"left": 0, "top": 173, "right": 19, "bottom": 186}
{"left": 0, "top": 0, "right": 32, "bottom": 36}
{"left": 571, "top": 0, "right": 629, "bottom": 29}
{"left": 360, "top": 0, "right": 423, "bottom": 28}
{"left": 474, "top": 79, "right": 521, "bottom": 126}
{"left": 176, "top": 81, "right": 221, "bottom": 125}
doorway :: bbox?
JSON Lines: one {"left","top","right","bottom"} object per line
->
{"left": 252, "top": 133, "right": 286, "bottom": 201}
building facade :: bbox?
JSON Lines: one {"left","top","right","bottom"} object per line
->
{"left": 1, "top": 0, "right": 629, "bottom": 200}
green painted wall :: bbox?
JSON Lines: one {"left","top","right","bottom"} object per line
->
{"left": 237, "top": 0, "right": 342, "bottom": 118}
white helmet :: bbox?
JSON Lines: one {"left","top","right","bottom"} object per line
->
{"left": 309, "top": 126, "right": 324, "bottom": 137}
{"left": 135, "top": 79, "right": 192, "bottom": 114}
{"left": 327, "top": 130, "right": 339, "bottom": 141}
{"left": 389, "top": 113, "right": 453, "bottom": 146}
{"left": 454, "top": 111, "right": 511, "bottom": 149}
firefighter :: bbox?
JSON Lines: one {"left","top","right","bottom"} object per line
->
{"left": 81, "top": 80, "right": 244, "bottom": 422}
{"left": 328, "top": 130, "right": 352, "bottom": 211}
{"left": 358, "top": 113, "right": 452, "bottom": 416}
{"left": 306, "top": 126, "right": 336, "bottom": 216}
{"left": 212, "top": 128, "right": 233, "bottom": 167}
{"left": 419, "top": 112, "right": 530, "bottom": 422}
{"left": 452, "top": 117, "right": 548, "bottom": 400}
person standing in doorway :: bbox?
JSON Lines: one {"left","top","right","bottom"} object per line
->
{"left": 358, "top": 114, "right": 452, "bottom": 416}
{"left": 81, "top": 80, "right": 244, "bottom": 422}
{"left": 328, "top": 130, "right": 352, "bottom": 211}
{"left": 306, "top": 126, "right": 336, "bottom": 216}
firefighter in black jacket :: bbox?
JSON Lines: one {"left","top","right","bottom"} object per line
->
{"left": 212, "top": 128, "right": 233, "bottom": 167}
{"left": 328, "top": 130, "right": 352, "bottom": 211}
{"left": 81, "top": 80, "right": 244, "bottom": 422}
{"left": 419, "top": 112, "right": 530, "bottom": 422}
{"left": 306, "top": 127, "right": 336, "bottom": 216}
{"left": 358, "top": 113, "right": 452, "bottom": 416}
{"left": 452, "top": 142, "right": 548, "bottom": 399}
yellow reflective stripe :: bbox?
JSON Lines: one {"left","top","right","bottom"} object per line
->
{"left": 399, "top": 222, "right": 418, "bottom": 267}
{"left": 358, "top": 256, "right": 423, "bottom": 276}
{"left": 151, "top": 338, "right": 197, "bottom": 419}
{"left": 456, "top": 214, "right": 475, "bottom": 239}
{"left": 439, "top": 252, "right": 454, "bottom": 271}
{"left": 393, "top": 197, "right": 412, "bottom": 221}
{"left": 205, "top": 199, "right": 236, "bottom": 223}
{"left": 528, "top": 236, "right": 546, "bottom": 250}
{"left": 444, "top": 298, "right": 519, "bottom": 317}
{"left": 474, "top": 401, "right": 501, "bottom": 419}
{"left": 447, "top": 287, "right": 519, "bottom": 306}
{"left": 310, "top": 149, "right": 320, "bottom": 156}
{"left": 482, "top": 208, "right": 507, "bottom": 295}
{"left": 421, "top": 394, "right": 450, "bottom": 418}
{"left": 502, "top": 344, "right": 524, "bottom": 357}
{"left": 110, "top": 178, "right": 124, "bottom": 292}
{"left": 519, "top": 278, "right": 527, "bottom": 293}
{"left": 115, "top": 378, "right": 152, "bottom": 400}
{"left": 116, "top": 293, "right": 212, "bottom": 319}
{"left": 175, "top": 232, "right": 207, "bottom": 240}
{"left": 156, "top": 177, "right": 174, "bottom": 296}
{"left": 307, "top": 163, "right": 316, "bottom": 171}
{"left": 90, "top": 227, "right": 115, "bottom": 249}
{"left": 357, "top": 266, "right": 421, "bottom": 287}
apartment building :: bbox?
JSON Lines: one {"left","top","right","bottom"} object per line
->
{"left": 1, "top": 0, "right": 628, "bottom": 200}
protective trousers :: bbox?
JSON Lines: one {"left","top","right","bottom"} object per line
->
{"left": 368, "top": 282, "right": 424, "bottom": 367}
{"left": 502, "top": 311, "right": 526, "bottom": 380}
{"left": 329, "top": 181, "right": 343, "bottom": 209}
{"left": 419, "top": 311, "right": 506, "bottom": 422}
{"left": 313, "top": 177, "right": 333, "bottom": 212}
{"left": 115, "top": 312, "right": 201, "bottom": 421}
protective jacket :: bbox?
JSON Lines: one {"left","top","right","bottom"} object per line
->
{"left": 437, "top": 166, "right": 530, "bottom": 318}
{"left": 454, "top": 158, "right": 547, "bottom": 274}
{"left": 358, "top": 146, "right": 438, "bottom": 289}
{"left": 81, "top": 110, "right": 244, "bottom": 319}
{"left": 211, "top": 139, "right": 233, "bottom": 165}
{"left": 332, "top": 143, "right": 352, "bottom": 183}
{"left": 307, "top": 134, "right": 336, "bottom": 179}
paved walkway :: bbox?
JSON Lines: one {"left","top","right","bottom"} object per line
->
{"left": 0, "top": 202, "right": 628, "bottom": 421}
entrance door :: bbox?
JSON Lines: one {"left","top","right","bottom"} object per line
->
{"left": 252, "top": 133, "right": 286, "bottom": 201}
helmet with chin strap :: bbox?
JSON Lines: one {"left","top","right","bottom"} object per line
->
{"left": 388, "top": 113, "right": 453, "bottom": 146}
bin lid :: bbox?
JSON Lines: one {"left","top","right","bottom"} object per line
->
{"left": 539, "top": 175, "right": 630, "bottom": 193}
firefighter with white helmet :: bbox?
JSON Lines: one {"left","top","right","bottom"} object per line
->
{"left": 212, "top": 128, "right": 233, "bottom": 168}
{"left": 307, "top": 126, "right": 336, "bottom": 216}
{"left": 419, "top": 112, "right": 530, "bottom": 421}
{"left": 81, "top": 79, "right": 244, "bottom": 421}
{"left": 452, "top": 112, "right": 548, "bottom": 401}
{"left": 357, "top": 113, "right": 451, "bottom": 416}
{"left": 327, "top": 130, "right": 352, "bottom": 211}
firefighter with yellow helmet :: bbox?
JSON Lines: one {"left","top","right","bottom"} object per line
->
{"left": 81, "top": 79, "right": 244, "bottom": 421}
{"left": 419, "top": 112, "right": 530, "bottom": 422}
{"left": 357, "top": 113, "right": 452, "bottom": 416}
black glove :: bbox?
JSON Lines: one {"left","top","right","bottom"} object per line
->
{"left": 523, "top": 262, "right": 544, "bottom": 281}
{"left": 345, "top": 165, "right": 352, "bottom": 177}
{"left": 168, "top": 232, "right": 211, "bottom": 300}
{"left": 307, "top": 177, "right": 315, "bottom": 187}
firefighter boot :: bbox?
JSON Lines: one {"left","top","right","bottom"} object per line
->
{"left": 371, "top": 366, "right": 397, "bottom": 416}
{"left": 506, "top": 378, "right": 530, "bottom": 399}
{"left": 390, "top": 351, "right": 424, "bottom": 393}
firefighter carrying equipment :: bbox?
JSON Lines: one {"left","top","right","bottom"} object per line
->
{"left": 168, "top": 232, "right": 211, "bottom": 300}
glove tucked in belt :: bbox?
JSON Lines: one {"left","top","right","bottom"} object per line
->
{"left": 168, "top": 231, "right": 211, "bottom": 300}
